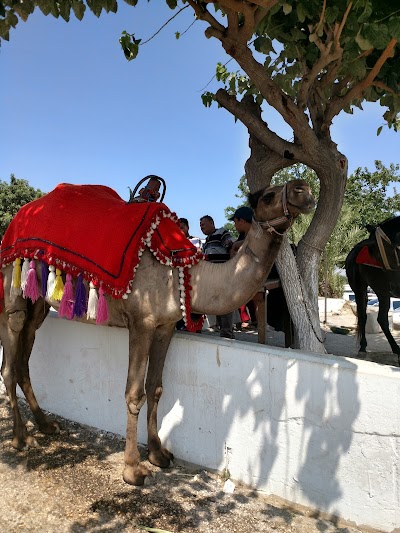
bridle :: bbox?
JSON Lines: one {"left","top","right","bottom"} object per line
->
{"left": 252, "top": 184, "right": 294, "bottom": 239}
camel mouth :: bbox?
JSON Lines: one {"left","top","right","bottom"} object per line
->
{"left": 287, "top": 198, "right": 315, "bottom": 215}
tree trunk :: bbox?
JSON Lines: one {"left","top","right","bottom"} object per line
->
{"left": 245, "top": 131, "right": 348, "bottom": 353}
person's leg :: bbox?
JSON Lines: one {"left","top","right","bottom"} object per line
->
{"left": 219, "top": 312, "right": 234, "bottom": 339}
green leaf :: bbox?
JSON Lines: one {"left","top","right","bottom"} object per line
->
{"left": 201, "top": 92, "right": 214, "bottom": 108}
{"left": 377, "top": 125, "right": 383, "bottom": 136}
{"left": 59, "top": 1, "right": 71, "bottom": 22}
{"left": 175, "top": 31, "right": 180, "bottom": 39}
{"left": 166, "top": 0, "right": 177, "bottom": 8}
{"left": 388, "top": 17, "right": 400, "bottom": 41}
{"left": 296, "top": 3, "right": 306, "bottom": 23}
{"left": 0, "top": 19, "right": 10, "bottom": 40}
{"left": 71, "top": 0, "right": 85, "bottom": 20}
{"left": 6, "top": 10, "right": 18, "bottom": 28}
{"left": 357, "top": 1, "right": 372, "bottom": 24}
{"left": 86, "top": 0, "right": 102, "bottom": 17}
{"left": 355, "top": 32, "right": 372, "bottom": 51}
{"left": 253, "top": 36, "right": 273, "bottom": 54}
{"left": 363, "top": 23, "right": 390, "bottom": 50}
{"left": 105, "top": 0, "right": 117, "bottom": 13}
{"left": 283, "top": 3, "right": 292, "bottom": 15}
{"left": 13, "top": 0, "right": 35, "bottom": 21}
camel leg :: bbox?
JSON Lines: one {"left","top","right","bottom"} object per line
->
{"left": 146, "top": 322, "right": 175, "bottom": 468}
{"left": 16, "top": 300, "right": 61, "bottom": 434}
{"left": 0, "top": 307, "right": 38, "bottom": 449}
{"left": 123, "top": 321, "right": 155, "bottom": 486}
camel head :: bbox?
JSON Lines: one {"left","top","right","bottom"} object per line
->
{"left": 248, "top": 179, "right": 315, "bottom": 234}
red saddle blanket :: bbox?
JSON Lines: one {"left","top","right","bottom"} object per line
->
{"left": 0, "top": 183, "right": 203, "bottom": 296}
{"left": 355, "top": 245, "right": 383, "bottom": 268}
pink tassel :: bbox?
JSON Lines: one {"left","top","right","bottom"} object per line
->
{"left": 23, "top": 261, "right": 40, "bottom": 303}
{"left": 96, "top": 285, "right": 109, "bottom": 324}
{"left": 58, "top": 273, "right": 74, "bottom": 319}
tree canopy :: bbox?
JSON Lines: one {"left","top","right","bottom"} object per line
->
{"left": 0, "top": 175, "right": 44, "bottom": 238}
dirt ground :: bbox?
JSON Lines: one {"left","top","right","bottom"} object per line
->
{"left": 0, "top": 303, "right": 394, "bottom": 533}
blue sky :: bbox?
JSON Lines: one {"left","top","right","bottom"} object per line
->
{"left": 1, "top": 2, "right": 399, "bottom": 231}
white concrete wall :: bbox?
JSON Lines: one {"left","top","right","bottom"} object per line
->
{"left": 5, "top": 315, "right": 400, "bottom": 532}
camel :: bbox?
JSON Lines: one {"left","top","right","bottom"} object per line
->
{"left": 0, "top": 179, "right": 315, "bottom": 485}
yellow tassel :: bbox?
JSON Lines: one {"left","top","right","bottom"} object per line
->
{"left": 13, "top": 258, "right": 22, "bottom": 288}
{"left": 51, "top": 268, "right": 65, "bottom": 301}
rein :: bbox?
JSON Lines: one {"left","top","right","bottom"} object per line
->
{"left": 375, "top": 226, "right": 400, "bottom": 270}
{"left": 252, "top": 184, "right": 294, "bottom": 238}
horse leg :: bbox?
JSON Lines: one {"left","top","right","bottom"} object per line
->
{"left": 16, "top": 300, "right": 61, "bottom": 435}
{"left": 353, "top": 281, "right": 369, "bottom": 353}
{"left": 375, "top": 293, "right": 400, "bottom": 357}
{"left": 123, "top": 321, "right": 154, "bottom": 486}
{"left": 146, "top": 322, "right": 175, "bottom": 468}
{"left": 0, "top": 305, "right": 38, "bottom": 449}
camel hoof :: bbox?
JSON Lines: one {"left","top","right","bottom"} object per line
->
{"left": 148, "top": 447, "right": 174, "bottom": 468}
{"left": 123, "top": 462, "right": 150, "bottom": 486}
{"left": 11, "top": 434, "right": 38, "bottom": 450}
{"left": 39, "top": 420, "right": 61, "bottom": 435}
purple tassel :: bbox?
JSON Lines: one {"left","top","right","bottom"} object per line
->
{"left": 58, "top": 274, "right": 74, "bottom": 319}
{"left": 23, "top": 261, "right": 40, "bottom": 303}
{"left": 41, "top": 260, "right": 48, "bottom": 298}
{"left": 73, "top": 274, "right": 87, "bottom": 318}
{"left": 96, "top": 284, "right": 109, "bottom": 324}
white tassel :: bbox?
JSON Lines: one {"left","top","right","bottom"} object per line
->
{"left": 47, "top": 265, "right": 56, "bottom": 298}
{"left": 87, "top": 282, "right": 98, "bottom": 320}
{"left": 21, "top": 258, "right": 30, "bottom": 291}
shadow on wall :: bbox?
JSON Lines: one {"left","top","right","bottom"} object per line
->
{"left": 159, "top": 335, "right": 360, "bottom": 517}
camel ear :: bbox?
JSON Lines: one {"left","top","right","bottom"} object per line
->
{"left": 248, "top": 189, "right": 264, "bottom": 209}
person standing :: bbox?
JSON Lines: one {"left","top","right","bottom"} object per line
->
{"left": 229, "top": 206, "right": 258, "bottom": 329}
{"left": 200, "top": 215, "right": 235, "bottom": 339}
{"left": 179, "top": 217, "right": 202, "bottom": 249}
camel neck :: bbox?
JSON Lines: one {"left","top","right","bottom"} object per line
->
{"left": 189, "top": 226, "right": 282, "bottom": 316}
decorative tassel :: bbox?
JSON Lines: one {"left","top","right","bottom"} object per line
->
{"left": 73, "top": 274, "right": 87, "bottom": 318}
{"left": 87, "top": 282, "right": 98, "bottom": 320}
{"left": 47, "top": 265, "right": 56, "bottom": 298}
{"left": 10, "top": 258, "right": 22, "bottom": 297}
{"left": 41, "top": 261, "right": 48, "bottom": 298}
{"left": 58, "top": 273, "right": 74, "bottom": 319}
{"left": 23, "top": 261, "right": 40, "bottom": 303}
{"left": 51, "top": 268, "right": 64, "bottom": 301}
{"left": 96, "top": 284, "right": 109, "bottom": 324}
{"left": 21, "top": 258, "right": 30, "bottom": 291}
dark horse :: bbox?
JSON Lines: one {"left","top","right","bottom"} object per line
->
{"left": 345, "top": 216, "right": 400, "bottom": 362}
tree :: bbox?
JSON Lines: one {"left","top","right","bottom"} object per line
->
{"left": 2, "top": 1, "right": 400, "bottom": 352}
{"left": 0, "top": 175, "right": 44, "bottom": 238}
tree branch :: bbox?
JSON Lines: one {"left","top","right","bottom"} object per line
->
{"left": 186, "top": 0, "right": 226, "bottom": 37}
{"left": 326, "top": 38, "right": 398, "bottom": 124}
{"left": 333, "top": 1, "right": 352, "bottom": 48}
{"left": 215, "top": 89, "right": 305, "bottom": 161}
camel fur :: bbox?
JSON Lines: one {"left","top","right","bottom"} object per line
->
{"left": 0, "top": 179, "right": 314, "bottom": 485}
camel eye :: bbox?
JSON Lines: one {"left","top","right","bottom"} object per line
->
{"left": 294, "top": 186, "right": 304, "bottom": 193}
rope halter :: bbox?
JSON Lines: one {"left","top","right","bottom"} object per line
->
{"left": 252, "top": 184, "right": 294, "bottom": 239}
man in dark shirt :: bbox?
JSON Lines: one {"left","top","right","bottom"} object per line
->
{"left": 200, "top": 215, "right": 235, "bottom": 339}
